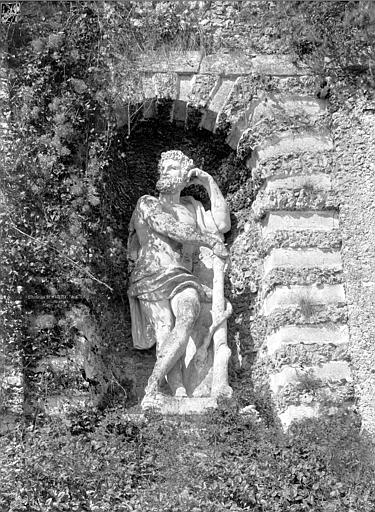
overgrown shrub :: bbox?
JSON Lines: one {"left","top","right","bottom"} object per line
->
{"left": 1, "top": 404, "right": 374, "bottom": 512}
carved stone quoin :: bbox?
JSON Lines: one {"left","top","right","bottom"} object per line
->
{"left": 127, "top": 150, "right": 232, "bottom": 413}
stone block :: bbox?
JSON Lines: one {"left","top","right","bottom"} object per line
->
{"left": 265, "top": 174, "right": 331, "bottom": 192}
{"left": 136, "top": 51, "right": 202, "bottom": 73}
{"left": 250, "top": 94, "right": 327, "bottom": 126}
{"left": 263, "top": 284, "right": 346, "bottom": 316}
{"left": 266, "top": 324, "right": 350, "bottom": 354}
{"left": 199, "top": 54, "right": 308, "bottom": 76}
{"left": 200, "top": 78, "right": 236, "bottom": 132}
{"left": 256, "top": 130, "right": 333, "bottom": 161}
{"left": 199, "top": 52, "right": 253, "bottom": 75}
{"left": 270, "top": 361, "right": 352, "bottom": 394}
{"left": 189, "top": 74, "right": 218, "bottom": 107}
{"left": 153, "top": 73, "right": 179, "bottom": 99}
{"left": 251, "top": 55, "right": 309, "bottom": 76}
{"left": 263, "top": 248, "right": 342, "bottom": 275}
{"left": 178, "top": 74, "right": 194, "bottom": 102}
{"left": 141, "top": 393, "right": 218, "bottom": 415}
{"left": 262, "top": 211, "right": 339, "bottom": 234}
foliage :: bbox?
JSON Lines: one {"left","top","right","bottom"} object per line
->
{"left": 278, "top": 0, "right": 375, "bottom": 88}
{"left": 1, "top": 403, "right": 374, "bottom": 511}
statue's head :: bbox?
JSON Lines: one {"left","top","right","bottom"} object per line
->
{"left": 156, "top": 150, "right": 194, "bottom": 193}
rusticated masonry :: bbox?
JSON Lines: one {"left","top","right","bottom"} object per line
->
{"left": 248, "top": 95, "right": 352, "bottom": 428}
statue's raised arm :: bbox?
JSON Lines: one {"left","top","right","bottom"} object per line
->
{"left": 127, "top": 150, "right": 232, "bottom": 412}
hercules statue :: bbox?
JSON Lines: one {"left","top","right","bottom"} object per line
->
{"left": 127, "top": 150, "right": 232, "bottom": 405}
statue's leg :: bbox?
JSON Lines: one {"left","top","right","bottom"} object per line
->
{"left": 144, "top": 287, "right": 200, "bottom": 397}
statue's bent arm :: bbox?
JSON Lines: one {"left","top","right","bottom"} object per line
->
{"left": 139, "top": 196, "right": 218, "bottom": 248}
{"left": 205, "top": 177, "right": 231, "bottom": 233}
{"left": 188, "top": 169, "right": 231, "bottom": 233}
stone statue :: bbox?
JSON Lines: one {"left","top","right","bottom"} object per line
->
{"left": 127, "top": 150, "right": 232, "bottom": 410}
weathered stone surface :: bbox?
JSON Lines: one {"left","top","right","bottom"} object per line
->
{"left": 263, "top": 248, "right": 342, "bottom": 275}
{"left": 263, "top": 267, "right": 343, "bottom": 296}
{"left": 199, "top": 52, "right": 253, "bottom": 75}
{"left": 136, "top": 51, "right": 202, "bottom": 73}
{"left": 251, "top": 95, "right": 327, "bottom": 126}
{"left": 128, "top": 150, "right": 232, "bottom": 411}
{"left": 266, "top": 324, "right": 350, "bottom": 355}
{"left": 178, "top": 74, "right": 195, "bottom": 102}
{"left": 252, "top": 151, "right": 335, "bottom": 180}
{"left": 251, "top": 55, "right": 309, "bottom": 76}
{"left": 255, "top": 130, "right": 334, "bottom": 161}
{"left": 141, "top": 394, "right": 218, "bottom": 415}
{"left": 262, "top": 230, "right": 342, "bottom": 254}
{"left": 263, "top": 284, "right": 346, "bottom": 317}
{"left": 332, "top": 96, "right": 375, "bottom": 435}
{"left": 266, "top": 305, "right": 348, "bottom": 335}
{"left": 269, "top": 361, "right": 352, "bottom": 394}
{"left": 199, "top": 78, "right": 236, "bottom": 132}
{"left": 153, "top": 73, "right": 179, "bottom": 99}
{"left": 262, "top": 211, "right": 339, "bottom": 234}
{"left": 189, "top": 74, "right": 217, "bottom": 107}
{"left": 253, "top": 189, "right": 339, "bottom": 219}
{"left": 265, "top": 174, "right": 331, "bottom": 192}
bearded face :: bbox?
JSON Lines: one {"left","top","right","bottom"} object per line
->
{"left": 156, "top": 158, "right": 190, "bottom": 193}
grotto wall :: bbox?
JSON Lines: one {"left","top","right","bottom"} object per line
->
{"left": 112, "top": 46, "right": 374, "bottom": 429}
{"left": 1, "top": 1, "right": 374, "bottom": 434}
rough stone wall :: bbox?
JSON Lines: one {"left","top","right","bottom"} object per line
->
{"left": 332, "top": 93, "right": 375, "bottom": 436}
{"left": 0, "top": 46, "right": 23, "bottom": 433}
{"left": 2, "top": 0, "right": 374, "bottom": 431}
{"left": 248, "top": 88, "right": 353, "bottom": 428}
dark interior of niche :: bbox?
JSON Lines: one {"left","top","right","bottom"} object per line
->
{"left": 96, "top": 100, "right": 255, "bottom": 404}
{"left": 104, "top": 100, "right": 252, "bottom": 245}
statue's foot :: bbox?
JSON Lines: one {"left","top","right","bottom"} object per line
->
{"left": 212, "top": 384, "right": 233, "bottom": 399}
{"left": 174, "top": 386, "right": 188, "bottom": 398}
{"left": 144, "top": 379, "right": 159, "bottom": 398}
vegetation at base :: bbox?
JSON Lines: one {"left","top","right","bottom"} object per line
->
{"left": 1, "top": 402, "right": 374, "bottom": 512}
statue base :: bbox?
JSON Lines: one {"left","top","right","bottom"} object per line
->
{"left": 141, "top": 392, "right": 230, "bottom": 415}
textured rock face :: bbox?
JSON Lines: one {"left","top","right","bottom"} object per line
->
{"left": 332, "top": 96, "right": 375, "bottom": 436}
{"left": 245, "top": 84, "right": 354, "bottom": 428}
{"left": 0, "top": 48, "right": 23, "bottom": 433}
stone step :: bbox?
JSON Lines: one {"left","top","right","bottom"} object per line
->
{"left": 266, "top": 324, "right": 349, "bottom": 354}
{"left": 262, "top": 211, "right": 339, "bottom": 234}
{"left": 263, "top": 248, "right": 342, "bottom": 275}
{"left": 269, "top": 361, "right": 352, "bottom": 394}
{"left": 256, "top": 130, "right": 333, "bottom": 162}
{"left": 264, "top": 173, "right": 331, "bottom": 192}
{"left": 263, "top": 284, "right": 346, "bottom": 316}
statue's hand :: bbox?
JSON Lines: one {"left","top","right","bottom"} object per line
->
{"left": 212, "top": 240, "right": 229, "bottom": 259}
{"left": 187, "top": 168, "right": 212, "bottom": 186}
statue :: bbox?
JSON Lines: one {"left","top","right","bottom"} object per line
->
{"left": 127, "top": 150, "right": 232, "bottom": 410}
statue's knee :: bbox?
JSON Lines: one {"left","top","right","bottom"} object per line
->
{"left": 172, "top": 288, "right": 201, "bottom": 326}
